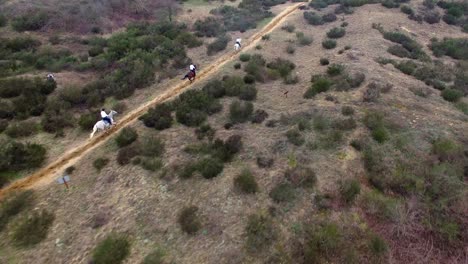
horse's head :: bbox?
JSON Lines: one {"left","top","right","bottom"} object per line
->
{"left": 109, "top": 110, "right": 118, "bottom": 116}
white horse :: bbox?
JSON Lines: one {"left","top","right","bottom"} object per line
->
{"left": 89, "top": 110, "right": 117, "bottom": 138}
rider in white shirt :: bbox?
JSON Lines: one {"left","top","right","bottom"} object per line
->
{"left": 100, "top": 108, "right": 112, "bottom": 125}
{"left": 235, "top": 38, "right": 242, "bottom": 47}
{"left": 189, "top": 64, "right": 196, "bottom": 74}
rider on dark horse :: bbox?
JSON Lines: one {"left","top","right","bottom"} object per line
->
{"left": 182, "top": 64, "right": 197, "bottom": 81}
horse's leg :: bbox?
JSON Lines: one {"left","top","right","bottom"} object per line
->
{"left": 90, "top": 124, "right": 97, "bottom": 138}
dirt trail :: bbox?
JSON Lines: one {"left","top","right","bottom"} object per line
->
{"left": 0, "top": 3, "right": 303, "bottom": 199}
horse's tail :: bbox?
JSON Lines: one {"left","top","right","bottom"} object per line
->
{"left": 181, "top": 74, "right": 187, "bottom": 80}
{"left": 90, "top": 124, "right": 97, "bottom": 138}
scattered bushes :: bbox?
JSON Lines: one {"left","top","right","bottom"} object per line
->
{"left": 92, "top": 233, "right": 130, "bottom": 264}
{"left": 5, "top": 120, "right": 38, "bottom": 138}
{"left": 430, "top": 38, "right": 468, "bottom": 60}
{"left": 115, "top": 128, "right": 138, "bottom": 148}
{"left": 93, "top": 157, "right": 109, "bottom": 171}
{"left": 327, "top": 27, "right": 346, "bottom": 39}
{"left": 281, "top": 24, "right": 295, "bottom": 33}
{"left": 178, "top": 206, "right": 201, "bottom": 234}
{"left": 284, "top": 166, "right": 317, "bottom": 188}
{"left": 195, "top": 157, "right": 224, "bottom": 179}
{"left": 339, "top": 179, "right": 360, "bottom": 204}
{"left": 360, "top": 190, "right": 400, "bottom": 221}
{"left": 194, "top": 17, "right": 225, "bottom": 37}
{"left": 0, "top": 140, "right": 47, "bottom": 173}
{"left": 0, "top": 191, "right": 35, "bottom": 231}
{"left": 139, "top": 104, "right": 173, "bottom": 130}
{"left": 363, "top": 112, "right": 390, "bottom": 143}
{"left": 286, "top": 129, "right": 305, "bottom": 146}
{"left": 117, "top": 145, "right": 140, "bottom": 165}
{"left": 234, "top": 169, "right": 259, "bottom": 194}
{"left": 229, "top": 100, "right": 254, "bottom": 123}
{"left": 304, "top": 76, "right": 332, "bottom": 98}
{"left": 304, "top": 12, "right": 324, "bottom": 25}
{"left": 270, "top": 182, "right": 296, "bottom": 203}
{"left": 322, "top": 39, "right": 337, "bottom": 49}
{"left": 245, "top": 213, "right": 276, "bottom": 252}
{"left": 11, "top": 12, "right": 49, "bottom": 32}
{"left": 207, "top": 35, "right": 231, "bottom": 55}
{"left": 12, "top": 210, "right": 55, "bottom": 247}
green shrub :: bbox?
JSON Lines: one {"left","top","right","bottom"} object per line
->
{"left": 234, "top": 63, "right": 241, "bottom": 69}
{"left": 0, "top": 191, "right": 35, "bottom": 231}
{"left": 371, "top": 126, "right": 389, "bottom": 143}
{"left": 281, "top": 24, "right": 295, "bottom": 33}
{"left": 340, "top": 179, "right": 360, "bottom": 204}
{"left": 0, "top": 141, "right": 47, "bottom": 172}
{"left": 194, "top": 17, "right": 225, "bottom": 37}
{"left": 341, "top": 106, "right": 355, "bottom": 116}
{"left": 243, "top": 75, "right": 255, "bottom": 84}
{"left": 284, "top": 73, "right": 299, "bottom": 84}
{"left": 381, "top": 0, "right": 400, "bottom": 8}
{"left": 139, "top": 104, "right": 173, "bottom": 130}
{"left": 369, "top": 235, "right": 388, "bottom": 256}
{"left": 297, "top": 32, "right": 313, "bottom": 46}
{"left": 176, "top": 105, "right": 207, "bottom": 127}
{"left": 229, "top": 100, "right": 254, "bottom": 123}
{"left": 350, "top": 139, "right": 363, "bottom": 151}
{"left": 5, "top": 120, "right": 38, "bottom": 138}
{"left": 195, "top": 124, "right": 215, "bottom": 141}
{"left": 234, "top": 169, "right": 259, "bottom": 194}
{"left": 245, "top": 213, "right": 276, "bottom": 252}
{"left": 12, "top": 209, "right": 54, "bottom": 247}
{"left": 304, "top": 222, "right": 342, "bottom": 263}
{"left": 207, "top": 35, "right": 230, "bottom": 55}
{"left": 93, "top": 158, "right": 109, "bottom": 171}
{"left": 327, "top": 64, "right": 345, "bottom": 76}
{"left": 395, "top": 60, "right": 417, "bottom": 75}
{"left": 89, "top": 46, "right": 104, "bottom": 57}
{"left": 304, "top": 77, "right": 332, "bottom": 98}
{"left": 270, "top": 182, "right": 296, "bottom": 203}
{"left": 322, "top": 39, "right": 337, "bottom": 49}
{"left": 400, "top": 5, "right": 414, "bottom": 15}
{"left": 266, "top": 58, "right": 296, "bottom": 78}
{"left": 441, "top": 88, "right": 463, "bottom": 102}
{"left": 455, "top": 102, "right": 468, "bottom": 115}
{"left": 4, "top": 37, "right": 41, "bottom": 52}
{"left": 360, "top": 190, "right": 400, "bottom": 221}
{"left": 240, "top": 53, "right": 251, "bottom": 62}
{"left": 179, "top": 161, "right": 198, "bottom": 179}
{"left": 0, "top": 120, "right": 8, "bottom": 133}
{"left": 432, "top": 138, "right": 460, "bottom": 161}
{"left": 115, "top": 128, "right": 138, "bottom": 148}
{"left": 322, "top": 13, "right": 337, "bottom": 22}
{"left": 178, "top": 206, "right": 201, "bottom": 234}
{"left": 286, "top": 44, "right": 296, "bottom": 54}
{"left": 423, "top": 0, "right": 435, "bottom": 9}
{"left": 304, "top": 12, "right": 324, "bottom": 25}
{"left": 327, "top": 27, "right": 346, "bottom": 39}
{"left": 78, "top": 112, "right": 97, "bottom": 130}
{"left": 262, "top": 34, "right": 271, "bottom": 41}
{"left": 141, "top": 158, "right": 163, "bottom": 172}
{"left": 286, "top": 129, "right": 305, "bottom": 146}
{"left": 117, "top": 145, "right": 140, "bottom": 165}
{"left": 196, "top": 157, "right": 224, "bottom": 179}
{"left": 320, "top": 58, "right": 330, "bottom": 65}
{"left": 239, "top": 85, "right": 257, "bottom": 101}
{"left": 223, "top": 76, "right": 244, "bottom": 96}
{"left": 284, "top": 166, "right": 317, "bottom": 188}
{"left": 424, "top": 11, "right": 441, "bottom": 24}
{"left": 12, "top": 12, "right": 49, "bottom": 32}
{"left": 142, "top": 248, "right": 167, "bottom": 264}
{"left": 0, "top": 14, "right": 6, "bottom": 27}
{"left": 92, "top": 233, "right": 130, "bottom": 264}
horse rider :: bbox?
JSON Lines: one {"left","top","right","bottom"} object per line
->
{"left": 100, "top": 108, "right": 112, "bottom": 126}
{"left": 235, "top": 38, "right": 242, "bottom": 48}
{"left": 46, "top": 73, "right": 55, "bottom": 82}
{"left": 190, "top": 64, "right": 196, "bottom": 75}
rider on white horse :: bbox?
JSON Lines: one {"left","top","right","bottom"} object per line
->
{"left": 101, "top": 108, "right": 112, "bottom": 126}
{"left": 46, "top": 73, "right": 55, "bottom": 81}
{"left": 235, "top": 38, "right": 242, "bottom": 50}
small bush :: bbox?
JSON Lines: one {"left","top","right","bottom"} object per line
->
{"left": 400, "top": 5, "right": 414, "bottom": 15}
{"left": 93, "top": 158, "right": 109, "bottom": 171}
{"left": 178, "top": 206, "right": 201, "bottom": 234}
{"left": 117, "top": 145, "right": 140, "bottom": 165}
{"left": 196, "top": 157, "right": 224, "bottom": 179}
{"left": 395, "top": 60, "right": 418, "bottom": 75}
{"left": 234, "top": 169, "right": 258, "bottom": 194}
{"left": 5, "top": 121, "right": 38, "bottom": 138}
{"left": 327, "top": 27, "right": 346, "bottom": 39}
{"left": 245, "top": 213, "right": 276, "bottom": 252}
{"left": 361, "top": 190, "right": 400, "bottom": 221}
{"left": 12, "top": 210, "right": 55, "bottom": 247}
{"left": 0, "top": 141, "right": 47, "bottom": 172}
{"left": 297, "top": 34, "right": 313, "bottom": 46}
{"left": 207, "top": 35, "right": 230, "bottom": 55}
{"left": 341, "top": 106, "right": 355, "bottom": 116}
{"left": 270, "top": 182, "right": 296, "bottom": 203}
{"left": 78, "top": 112, "right": 97, "bottom": 130}
{"left": 322, "top": 13, "right": 337, "bottom": 23}
{"left": 239, "top": 85, "right": 257, "bottom": 101}
{"left": 424, "top": 11, "right": 441, "bottom": 24}
{"left": 284, "top": 73, "right": 299, "bottom": 84}
{"left": 281, "top": 24, "right": 295, "bottom": 33}
{"left": 369, "top": 235, "right": 388, "bottom": 256}
{"left": 0, "top": 191, "right": 35, "bottom": 231}
{"left": 286, "top": 129, "right": 305, "bottom": 146}
{"left": 0, "top": 15, "right": 6, "bottom": 27}
{"left": 92, "top": 233, "right": 130, "bottom": 264}
{"left": 286, "top": 44, "right": 296, "bottom": 54}
{"left": 141, "top": 136, "right": 165, "bottom": 157}
{"left": 179, "top": 162, "right": 198, "bottom": 179}
{"left": 115, "top": 128, "right": 138, "bottom": 148}
{"left": 142, "top": 248, "right": 167, "bottom": 264}
{"left": 240, "top": 53, "right": 251, "bottom": 62}
{"left": 430, "top": 38, "right": 468, "bottom": 60}
{"left": 422, "top": 0, "right": 435, "bottom": 9}
{"left": 371, "top": 126, "right": 389, "bottom": 143}
{"left": 340, "top": 179, "right": 360, "bottom": 204}
{"left": 229, "top": 100, "right": 254, "bottom": 123}
{"left": 441, "top": 88, "right": 463, "bottom": 102}
{"left": 252, "top": 109, "right": 268, "bottom": 124}
{"left": 320, "top": 58, "right": 330, "bottom": 65}
{"left": 304, "top": 222, "right": 342, "bottom": 262}
{"left": 350, "top": 139, "right": 363, "bottom": 151}
{"left": 195, "top": 124, "right": 215, "bottom": 141}
{"left": 322, "top": 39, "right": 337, "bottom": 49}
{"left": 432, "top": 138, "right": 461, "bottom": 161}
{"left": 243, "top": 74, "right": 256, "bottom": 84}
{"left": 327, "top": 63, "right": 345, "bottom": 76}
{"left": 285, "top": 166, "right": 316, "bottom": 188}
{"left": 12, "top": 12, "right": 49, "bottom": 32}
{"left": 304, "top": 11, "right": 324, "bottom": 25}
{"left": 257, "top": 155, "right": 274, "bottom": 168}
{"left": 262, "top": 34, "right": 271, "bottom": 41}
{"left": 141, "top": 158, "right": 163, "bottom": 172}
{"left": 304, "top": 77, "right": 332, "bottom": 98}
{"left": 234, "top": 63, "right": 241, "bottom": 69}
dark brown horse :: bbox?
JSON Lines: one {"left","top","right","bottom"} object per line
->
{"left": 181, "top": 70, "right": 196, "bottom": 83}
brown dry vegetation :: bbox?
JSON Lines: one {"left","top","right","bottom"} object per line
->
{"left": 0, "top": 0, "right": 467, "bottom": 263}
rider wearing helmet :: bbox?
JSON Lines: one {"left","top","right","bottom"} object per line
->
{"left": 101, "top": 108, "right": 112, "bottom": 126}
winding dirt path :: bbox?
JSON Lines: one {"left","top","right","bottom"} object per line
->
{"left": 0, "top": 3, "right": 303, "bottom": 199}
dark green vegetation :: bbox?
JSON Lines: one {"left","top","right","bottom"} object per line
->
{"left": 234, "top": 169, "right": 259, "bottom": 194}
{"left": 12, "top": 209, "right": 55, "bottom": 247}
{"left": 92, "top": 233, "right": 131, "bottom": 264}
{"left": 178, "top": 206, "right": 201, "bottom": 234}
{"left": 0, "top": 191, "right": 35, "bottom": 231}
{"left": 245, "top": 213, "right": 276, "bottom": 252}
{"left": 430, "top": 38, "right": 468, "bottom": 60}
